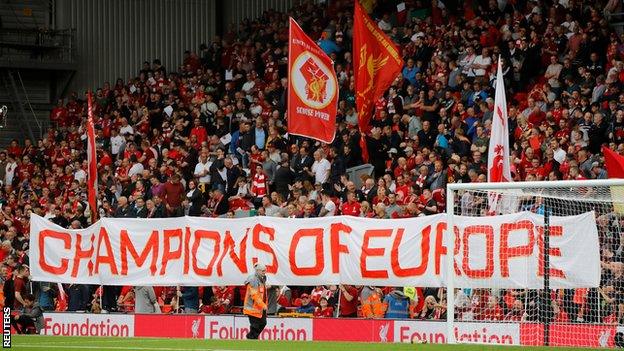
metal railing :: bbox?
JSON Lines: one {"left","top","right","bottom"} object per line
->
{"left": 0, "top": 27, "right": 75, "bottom": 64}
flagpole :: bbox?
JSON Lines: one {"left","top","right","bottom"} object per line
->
{"left": 87, "top": 91, "right": 103, "bottom": 312}
{"left": 336, "top": 286, "right": 342, "bottom": 317}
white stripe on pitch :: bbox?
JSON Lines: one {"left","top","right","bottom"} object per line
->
{"left": 12, "top": 344, "right": 257, "bottom": 351}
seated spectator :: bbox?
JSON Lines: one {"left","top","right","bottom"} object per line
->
{"left": 201, "top": 286, "right": 234, "bottom": 314}
{"left": 419, "top": 295, "right": 444, "bottom": 320}
{"left": 313, "top": 297, "right": 334, "bottom": 318}
{"left": 117, "top": 286, "right": 135, "bottom": 312}
{"left": 310, "top": 285, "right": 331, "bottom": 306}
{"left": 476, "top": 296, "right": 503, "bottom": 321}
{"left": 295, "top": 293, "right": 315, "bottom": 314}
{"left": 11, "top": 293, "right": 42, "bottom": 334}
{"left": 504, "top": 299, "right": 527, "bottom": 322}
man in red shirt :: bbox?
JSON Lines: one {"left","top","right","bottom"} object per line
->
{"left": 202, "top": 286, "right": 234, "bottom": 314}
{"left": 524, "top": 158, "right": 546, "bottom": 180}
{"left": 340, "top": 191, "right": 361, "bottom": 216}
{"left": 16, "top": 156, "right": 35, "bottom": 183}
{"left": 163, "top": 174, "right": 185, "bottom": 216}
{"left": 338, "top": 284, "right": 359, "bottom": 317}
{"left": 49, "top": 99, "right": 68, "bottom": 127}
{"left": 13, "top": 265, "right": 30, "bottom": 309}
{"left": 190, "top": 118, "right": 208, "bottom": 146}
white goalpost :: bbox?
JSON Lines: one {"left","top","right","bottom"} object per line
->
{"left": 445, "top": 179, "right": 624, "bottom": 346}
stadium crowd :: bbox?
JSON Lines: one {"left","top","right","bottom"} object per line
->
{"left": 3, "top": 0, "right": 624, "bottom": 333}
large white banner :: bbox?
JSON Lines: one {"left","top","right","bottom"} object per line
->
{"left": 29, "top": 212, "right": 600, "bottom": 288}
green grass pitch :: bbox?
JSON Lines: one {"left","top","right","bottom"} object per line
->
{"left": 9, "top": 335, "right": 602, "bottom": 351}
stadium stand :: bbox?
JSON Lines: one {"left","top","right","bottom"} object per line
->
{"left": 1, "top": 0, "right": 623, "bottom": 329}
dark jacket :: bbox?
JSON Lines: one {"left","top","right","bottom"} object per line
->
{"left": 187, "top": 188, "right": 204, "bottom": 216}
{"left": 273, "top": 165, "right": 294, "bottom": 198}
{"left": 181, "top": 287, "right": 199, "bottom": 311}
{"left": 134, "top": 206, "right": 148, "bottom": 218}
{"left": 114, "top": 205, "right": 134, "bottom": 218}
{"left": 225, "top": 166, "right": 242, "bottom": 197}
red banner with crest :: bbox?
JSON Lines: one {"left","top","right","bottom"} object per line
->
{"left": 287, "top": 18, "right": 338, "bottom": 144}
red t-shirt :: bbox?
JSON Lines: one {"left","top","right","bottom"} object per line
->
{"left": 13, "top": 276, "right": 28, "bottom": 309}
{"left": 341, "top": 201, "right": 361, "bottom": 216}
{"left": 313, "top": 306, "right": 334, "bottom": 318}
{"left": 163, "top": 181, "right": 185, "bottom": 208}
{"left": 339, "top": 286, "right": 359, "bottom": 317}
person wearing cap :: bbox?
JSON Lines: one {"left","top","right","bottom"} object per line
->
{"left": 296, "top": 293, "right": 315, "bottom": 314}
{"left": 243, "top": 263, "right": 268, "bottom": 339}
{"left": 313, "top": 296, "right": 334, "bottom": 317}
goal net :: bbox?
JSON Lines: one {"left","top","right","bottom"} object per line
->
{"left": 445, "top": 179, "right": 624, "bottom": 348}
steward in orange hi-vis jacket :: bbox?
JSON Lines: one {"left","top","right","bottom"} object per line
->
{"left": 243, "top": 263, "right": 267, "bottom": 339}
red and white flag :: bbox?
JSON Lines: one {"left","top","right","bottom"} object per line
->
{"left": 56, "top": 283, "right": 67, "bottom": 311}
{"left": 487, "top": 57, "right": 512, "bottom": 213}
{"left": 86, "top": 92, "right": 98, "bottom": 222}
{"left": 287, "top": 17, "right": 338, "bottom": 144}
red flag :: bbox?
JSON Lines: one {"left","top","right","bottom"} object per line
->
{"left": 56, "top": 283, "right": 67, "bottom": 311}
{"left": 87, "top": 92, "right": 98, "bottom": 222}
{"left": 354, "top": 0, "right": 403, "bottom": 161}
{"left": 287, "top": 17, "right": 338, "bottom": 144}
{"left": 603, "top": 146, "right": 624, "bottom": 178}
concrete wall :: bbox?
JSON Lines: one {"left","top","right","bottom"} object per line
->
{"left": 55, "top": 0, "right": 216, "bottom": 92}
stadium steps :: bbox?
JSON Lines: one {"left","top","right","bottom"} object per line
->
{"left": 0, "top": 68, "right": 50, "bottom": 147}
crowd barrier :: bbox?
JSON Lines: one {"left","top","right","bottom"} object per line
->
{"left": 38, "top": 313, "right": 619, "bottom": 348}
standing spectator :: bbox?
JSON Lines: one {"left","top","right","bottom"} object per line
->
{"left": 12, "top": 264, "right": 29, "bottom": 309}
{"left": 134, "top": 286, "right": 161, "bottom": 314}
{"left": 310, "top": 150, "right": 331, "bottom": 185}
{"left": 338, "top": 285, "right": 359, "bottom": 318}
{"left": 293, "top": 147, "right": 314, "bottom": 182}
{"left": 273, "top": 157, "right": 294, "bottom": 199}
{"left": 318, "top": 191, "right": 336, "bottom": 217}
{"left": 185, "top": 180, "right": 204, "bottom": 216}
{"left": 163, "top": 174, "right": 185, "bottom": 216}
{"left": 194, "top": 151, "right": 212, "bottom": 188}
{"left": 360, "top": 286, "right": 384, "bottom": 319}
{"left": 383, "top": 288, "right": 410, "bottom": 319}
{"left": 251, "top": 165, "right": 269, "bottom": 209}
{"left": 179, "top": 286, "right": 199, "bottom": 313}
{"left": 67, "top": 283, "right": 90, "bottom": 311}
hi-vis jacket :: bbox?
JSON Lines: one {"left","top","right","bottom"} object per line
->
{"left": 243, "top": 273, "right": 267, "bottom": 318}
